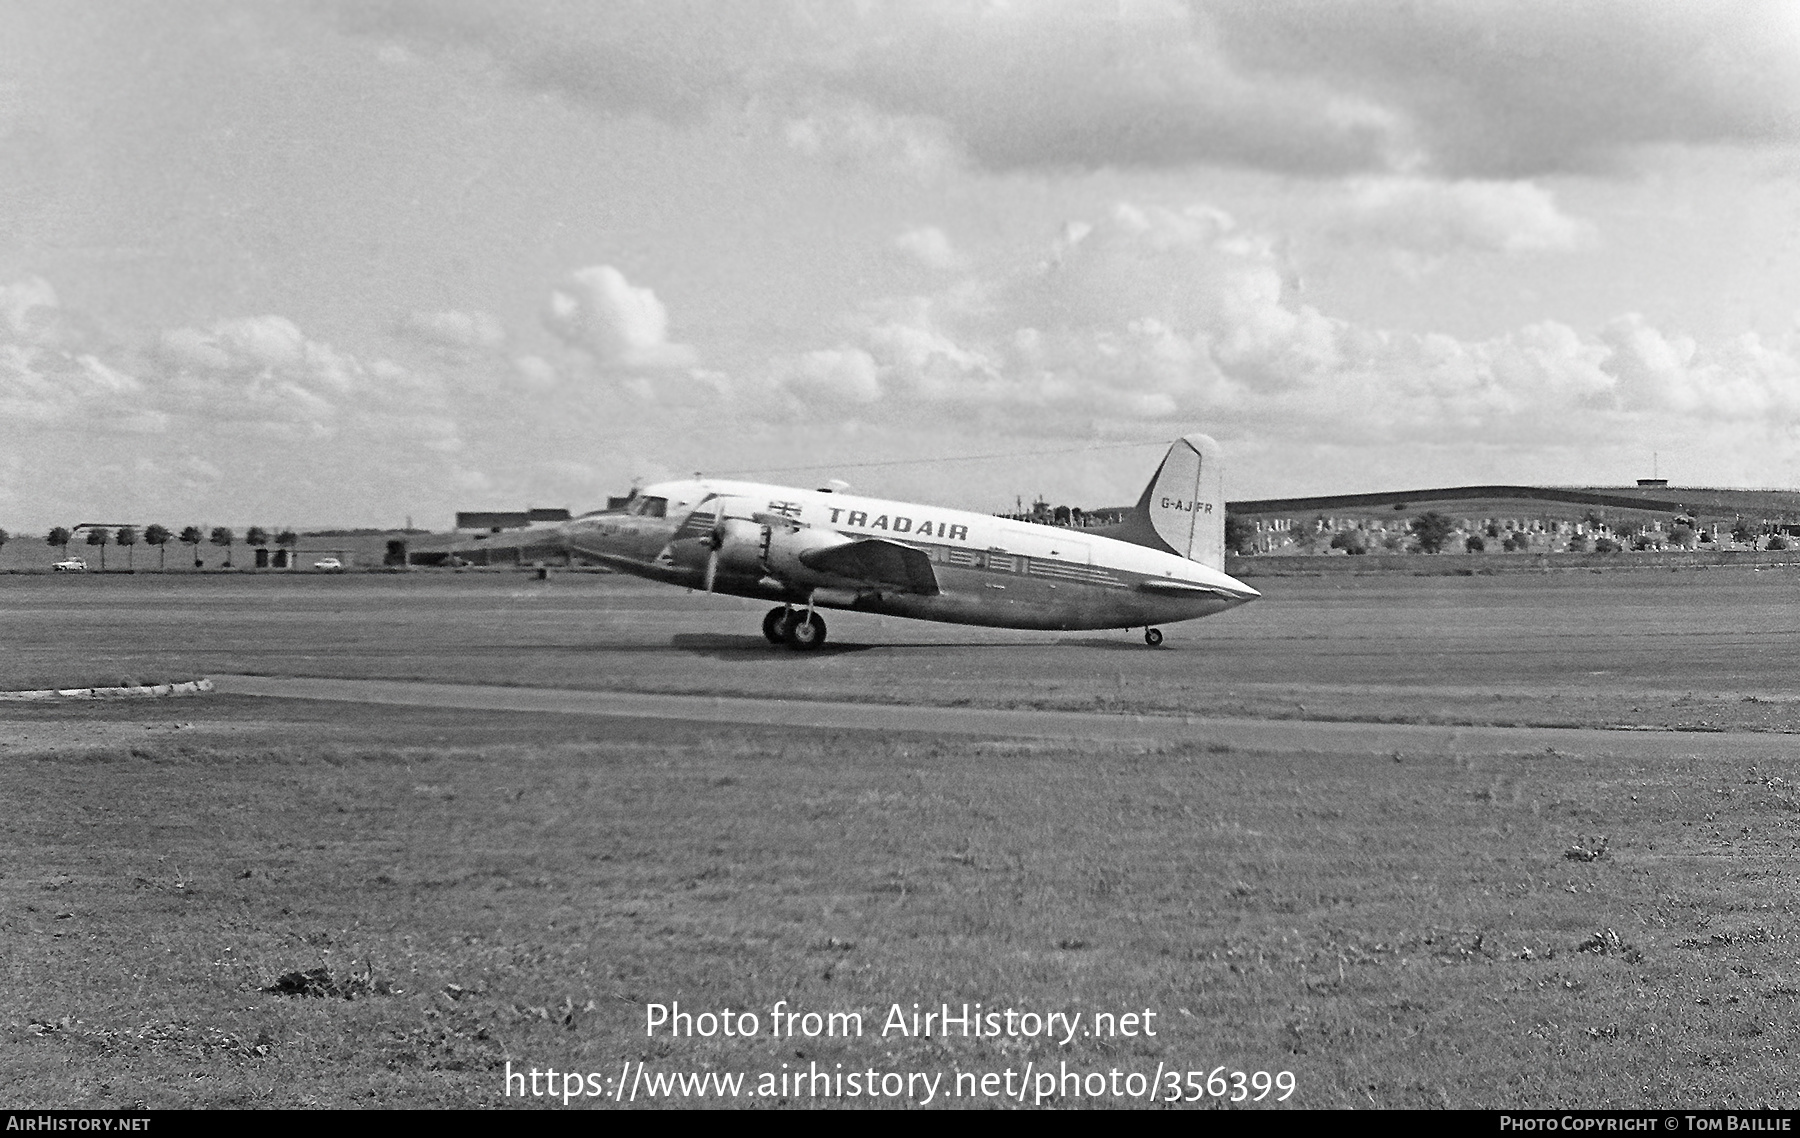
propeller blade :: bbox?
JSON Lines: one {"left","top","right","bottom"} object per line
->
{"left": 703, "top": 547, "right": 718, "bottom": 593}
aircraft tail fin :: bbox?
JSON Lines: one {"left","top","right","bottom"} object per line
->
{"left": 1093, "top": 434, "right": 1226, "bottom": 570}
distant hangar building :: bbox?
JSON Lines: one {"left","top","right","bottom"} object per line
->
{"left": 455, "top": 507, "right": 572, "bottom": 533}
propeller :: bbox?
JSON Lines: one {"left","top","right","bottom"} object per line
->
{"left": 702, "top": 513, "right": 723, "bottom": 593}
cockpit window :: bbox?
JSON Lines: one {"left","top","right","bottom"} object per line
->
{"left": 632, "top": 496, "right": 668, "bottom": 518}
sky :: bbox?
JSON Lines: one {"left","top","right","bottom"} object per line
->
{"left": 3, "top": 0, "right": 1800, "bottom": 531}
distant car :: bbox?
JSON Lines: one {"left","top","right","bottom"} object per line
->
{"left": 312, "top": 557, "right": 344, "bottom": 570}
{"left": 53, "top": 557, "right": 88, "bottom": 571}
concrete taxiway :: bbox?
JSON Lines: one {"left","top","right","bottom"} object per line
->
{"left": 207, "top": 672, "right": 1800, "bottom": 760}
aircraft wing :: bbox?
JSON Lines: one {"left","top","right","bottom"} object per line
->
{"left": 798, "top": 538, "right": 940, "bottom": 595}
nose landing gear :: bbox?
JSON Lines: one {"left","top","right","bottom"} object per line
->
{"left": 1144, "top": 627, "right": 1164, "bottom": 648}
{"left": 763, "top": 606, "right": 828, "bottom": 650}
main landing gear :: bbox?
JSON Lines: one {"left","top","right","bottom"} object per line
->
{"left": 763, "top": 606, "right": 828, "bottom": 651}
{"left": 761, "top": 607, "right": 788, "bottom": 644}
{"left": 1144, "top": 627, "right": 1164, "bottom": 648}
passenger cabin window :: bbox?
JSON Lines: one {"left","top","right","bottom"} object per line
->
{"left": 634, "top": 496, "right": 668, "bottom": 518}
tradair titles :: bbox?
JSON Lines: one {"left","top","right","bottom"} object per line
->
{"left": 824, "top": 507, "right": 968, "bottom": 542}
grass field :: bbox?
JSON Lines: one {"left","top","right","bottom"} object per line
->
{"left": 3, "top": 700, "right": 1797, "bottom": 1108}
{"left": 3, "top": 573, "right": 1798, "bottom": 1108}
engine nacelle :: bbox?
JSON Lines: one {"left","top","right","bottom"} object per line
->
{"left": 763, "top": 524, "right": 857, "bottom": 583}
{"left": 679, "top": 492, "right": 867, "bottom": 592}
{"left": 712, "top": 517, "right": 768, "bottom": 575}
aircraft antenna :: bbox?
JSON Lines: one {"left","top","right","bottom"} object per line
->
{"left": 704, "top": 439, "right": 1165, "bottom": 479}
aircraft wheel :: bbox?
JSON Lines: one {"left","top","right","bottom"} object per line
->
{"left": 1144, "top": 627, "right": 1164, "bottom": 648}
{"left": 785, "top": 612, "right": 827, "bottom": 651}
{"left": 762, "top": 607, "right": 790, "bottom": 645}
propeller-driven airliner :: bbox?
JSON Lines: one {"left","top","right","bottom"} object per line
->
{"left": 559, "top": 433, "right": 1259, "bottom": 649}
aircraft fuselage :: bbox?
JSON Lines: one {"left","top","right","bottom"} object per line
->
{"left": 562, "top": 478, "right": 1258, "bottom": 632}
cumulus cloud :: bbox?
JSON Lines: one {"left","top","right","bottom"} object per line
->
{"left": 0, "top": 272, "right": 667, "bottom": 528}
{"left": 770, "top": 348, "right": 882, "bottom": 407}
{"left": 401, "top": 308, "right": 507, "bottom": 351}
{"left": 543, "top": 265, "right": 697, "bottom": 368}
{"left": 177, "top": 454, "right": 223, "bottom": 488}
{"left": 0, "top": 343, "right": 160, "bottom": 431}
{"left": 0, "top": 277, "right": 162, "bottom": 433}
{"left": 156, "top": 316, "right": 361, "bottom": 432}
{"left": 1332, "top": 178, "right": 1596, "bottom": 256}
{"left": 1601, "top": 316, "right": 1800, "bottom": 420}
{"left": 892, "top": 225, "right": 967, "bottom": 271}
{"left": 0, "top": 276, "right": 59, "bottom": 341}
{"left": 755, "top": 202, "right": 1800, "bottom": 449}
{"left": 512, "top": 354, "right": 558, "bottom": 391}
{"left": 151, "top": 313, "right": 459, "bottom": 449}
{"left": 782, "top": 104, "right": 962, "bottom": 179}
{"left": 160, "top": 316, "right": 309, "bottom": 374}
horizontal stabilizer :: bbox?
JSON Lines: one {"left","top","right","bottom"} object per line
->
{"left": 799, "top": 539, "right": 940, "bottom": 595}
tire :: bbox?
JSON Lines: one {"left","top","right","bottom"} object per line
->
{"left": 785, "top": 611, "right": 827, "bottom": 651}
{"left": 1144, "top": 627, "right": 1164, "bottom": 647}
{"left": 762, "top": 607, "right": 790, "bottom": 645}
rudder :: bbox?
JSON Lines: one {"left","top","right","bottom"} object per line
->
{"left": 1093, "top": 434, "right": 1227, "bottom": 569}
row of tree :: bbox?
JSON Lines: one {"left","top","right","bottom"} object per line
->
{"left": 24, "top": 525, "right": 299, "bottom": 569}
